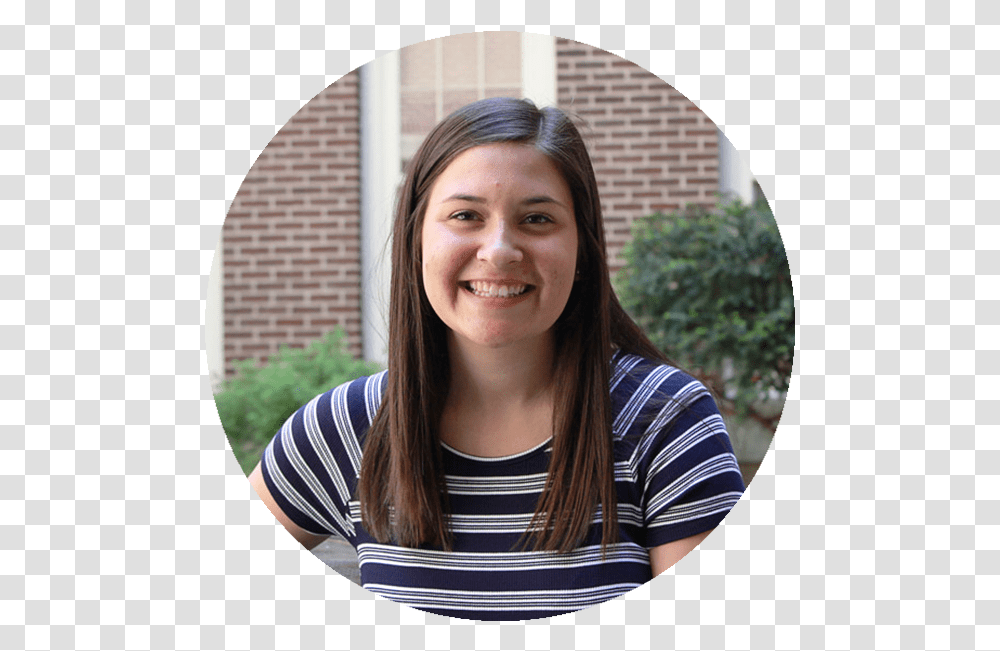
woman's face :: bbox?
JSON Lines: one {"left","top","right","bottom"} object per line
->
{"left": 420, "top": 143, "right": 578, "bottom": 351}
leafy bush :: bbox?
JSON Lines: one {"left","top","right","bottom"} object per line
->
{"left": 615, "top": 200, "right": 794, "bottom": 424}
{"left": 214, "top": 327, "right": 382, "bottom": 475}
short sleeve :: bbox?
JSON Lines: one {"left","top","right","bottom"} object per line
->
{"left": 259, "top": 373, "right": 383, "bottom": 541}
{"left": 630, "top": 368, "right": 746, "bottom": 548}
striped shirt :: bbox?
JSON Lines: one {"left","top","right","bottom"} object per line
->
{"left": 260, "top": 352, "right": 746, "bottom": 621}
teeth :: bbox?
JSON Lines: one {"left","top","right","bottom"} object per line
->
{"left": 467, "top": 281, "right": 528, "bottom": 298}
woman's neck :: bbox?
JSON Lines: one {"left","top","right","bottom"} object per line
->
{"left": 445, "top": 331, "right": 556, "bottom": 410}
{"left": 439, "top": 333, "right": 558, "bottom": 457}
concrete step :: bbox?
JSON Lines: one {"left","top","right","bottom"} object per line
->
{"left": 311, "top": 534, "right": 361, "bottom": 585}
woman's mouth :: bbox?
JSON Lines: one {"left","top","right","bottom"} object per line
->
{"left": 463, "top": 281, "right": 533, "bottom": 298}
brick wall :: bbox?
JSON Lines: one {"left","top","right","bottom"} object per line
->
{"left": 555, "top": 40, "right": 720, "bottom": 274}
{"left": 220, "top": 42, "right": 723, "bottom": 377}
{"left": 222, "top": 72, "right": 362, "bottom": 376}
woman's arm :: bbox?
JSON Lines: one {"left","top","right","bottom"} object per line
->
{"left": 648, "top": 529, "right": 713, "bottom": 576}
{"left": 248, "top": 461, "right": 331, "bottom": 551}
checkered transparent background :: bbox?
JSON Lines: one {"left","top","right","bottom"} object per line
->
{"left": 3, "top": 1, "right": 998, "bottom": 648}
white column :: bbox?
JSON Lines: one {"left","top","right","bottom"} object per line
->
{"left": 521, "top": 32, "right": 557, "bottom": 107}
{"left": 206, "top": 234, "right": 224, "bottom": 393}
{"left": 717, "top": 127, "right": 755, "bottom": 204}
{"left": 359, "top": 53, "right": 401, "bottom": 368}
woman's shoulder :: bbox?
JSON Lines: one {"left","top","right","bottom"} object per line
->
{"left": 328, "top": 368, "right": 389, "bottom": 420}
{"left": 285, "top": 369, "right": 388, "bottom": 438}
{"left": 609, "top": 351, "right": 724, "bottom": 444}
{"left": 260, "top": 370, "right": 387, "bottom": 541}
{"left": 266, "top": 370, "right": 387, "bottom": 473}
{"left": 610, "top": 351, "right": 710, "bottom": 402}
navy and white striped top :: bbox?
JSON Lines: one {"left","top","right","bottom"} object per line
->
{"left": 260, "top": 352, "right": 745, "bottom": 621}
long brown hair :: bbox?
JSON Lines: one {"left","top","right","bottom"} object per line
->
{"left": 358, "top": 97, "right": 669, "bottom": 553}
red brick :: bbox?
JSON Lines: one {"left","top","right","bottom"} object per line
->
{"left": 650, "top": 202, "right": 682, "bottom": 211}
{"left": 221, "top": 70, "right": 363, "bottom": 377}
{"left": 556, "top": 42, "right": 718, "bottom": 268}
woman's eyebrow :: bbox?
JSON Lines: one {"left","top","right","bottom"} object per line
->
{"left": 441, "top": 193, "right": 487, "bottom": 204}
{"left": 522, "top": 195, "right": 567, "bottom": 208}
{"left": 440, "top": 193, "right": 568, "bottom": 209}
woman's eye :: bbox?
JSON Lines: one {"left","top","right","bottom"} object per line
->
{"left": 450, "top": 211, "right": 477, "bottom": 221}
{"left": 524, "top": 214, "right": 553, "bottom": 224}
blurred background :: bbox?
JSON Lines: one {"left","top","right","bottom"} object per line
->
{"left": 208, "top": 32, "right": 790, "bottom": 494}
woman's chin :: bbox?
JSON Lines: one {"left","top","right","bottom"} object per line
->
{"left": 448, "top": 326, "right": 552, "bottom": 352}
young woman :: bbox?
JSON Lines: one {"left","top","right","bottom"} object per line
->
{"left": 248, "top": 97, "right": 746, "bottom": 621}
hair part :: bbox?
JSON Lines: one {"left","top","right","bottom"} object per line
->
{"left": 358, "top": 97, "right": 670, "bottom": 553}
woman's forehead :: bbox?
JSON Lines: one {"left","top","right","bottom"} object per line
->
{"left": 428, "top": 144, "right": 570, "bottom": 199}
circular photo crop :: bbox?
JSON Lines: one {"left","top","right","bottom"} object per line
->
{"left": 207, "top": 32, "right": 794, "bottom": 622}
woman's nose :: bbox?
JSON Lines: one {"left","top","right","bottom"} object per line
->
{"left": 477, "top": 222, "right": 523, "bottom": 265}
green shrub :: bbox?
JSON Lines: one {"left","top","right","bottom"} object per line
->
{"left": 214, "top": 327, "right": 382, "bottom": 475}
{"left": 615, "top": 200, "right": 794, "bottom": 423}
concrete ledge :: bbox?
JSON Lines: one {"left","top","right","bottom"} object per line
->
{"left": 311, "top": 534, "right": 360, "bottom": 585}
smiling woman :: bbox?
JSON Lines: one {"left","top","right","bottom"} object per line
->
{"left": 247, "top": 97, "right": 746, "bottom": 621}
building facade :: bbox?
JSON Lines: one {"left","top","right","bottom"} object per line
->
{"left": 209, "top": 34, "right": 754, "bottom": 382}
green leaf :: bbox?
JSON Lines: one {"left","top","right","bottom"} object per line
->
{"left": 212, "top": 327, "right": 382, "bottom": 475}
{"left": 613, "top": 199, "right": 795, "bottom": 420}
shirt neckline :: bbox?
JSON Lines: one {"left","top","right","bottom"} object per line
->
{"left": 440, "top": 437, "right": 553, "bottom": 463}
